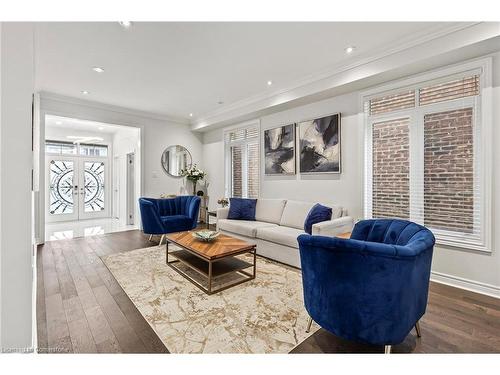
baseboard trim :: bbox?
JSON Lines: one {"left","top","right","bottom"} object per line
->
{"left": 431, "top": 271, "right": 500, "bottom": 299}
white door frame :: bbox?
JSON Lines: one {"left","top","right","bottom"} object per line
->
{"left": 37, "top": 106, "right": 144, "bottom": 245}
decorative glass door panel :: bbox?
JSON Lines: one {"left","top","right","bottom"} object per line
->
{"left": 48, "top": 159, "right": 78, "bottom": 221}
{"left": 83, "top": 162, "right": 105, "bottom": 213}
{"left": 47, "top": 157, "right": 109, "bottom": 222}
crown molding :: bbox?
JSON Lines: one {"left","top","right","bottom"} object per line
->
{"left": 39, "top": 91, "right": 190, "bottom": 125}
{"left": 192, "top": 22, "right": 499, "bottom": 131}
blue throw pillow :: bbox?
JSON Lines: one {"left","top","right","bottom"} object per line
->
{"left": 227, "top": 198, "right": 257, "bottom": 221}
{"left": 304, "top": 203, "right": 332, "bottom": 234}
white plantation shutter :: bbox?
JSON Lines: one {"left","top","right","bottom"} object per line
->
{"left": 363, "top": 63, "right": 490, "bottom": 252}
{"left": 247, "top": 142, "right": 260, "bottom": 199}
{"left": 230, "top": 145, "right": 243, "bottom": 197}
{"left": 224, "top": 121, "right": 260, "bottom": 199}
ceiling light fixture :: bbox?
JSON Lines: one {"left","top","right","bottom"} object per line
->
{"left": 217, "top": 101, "right": 224, "bottom": 105}
{"left": 92, "top": 67, "right": 104, "bottom": 73}
{"left": 189, "top": 113, "right": 193, "bottom": 117}
{"left": 81, "top": 90, "right": 90, "bottom": 95}
{"left": 55, "top": 121, "right": 63, "bottom": 125}
{"left": 98, "top": 126, "right": 104, "bottom": 131}
{"left": 345, "top": 46, "right": 356, "bottom": 54}
{"left": 119, "top": 21, "right": 132, "bottom": 29}
{"left": 267, "top": 80, "right": 273, "bottom": 86}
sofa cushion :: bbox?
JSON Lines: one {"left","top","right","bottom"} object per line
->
{"left": 280, "top": 200, "right": 315, "bottom": 229}
{"left": 325, "top": 203, "right": 344, "bottom": 219}
{"left": 255, "top": 199, "right": 287, "bottom": 224}
{"left": 217, "top": 219, "right": 277, "bottom": 238}
{"left": 280, "top": 200, "right": 344, "bottom": 229}
{"left": 227, "top": 198, "right": 257, "bottom": 220}
{"left": 304, "top": 204, "right": 332, "bottom": 234}
{"left": 256, "top": 226, "right": 305, "bottom": 249}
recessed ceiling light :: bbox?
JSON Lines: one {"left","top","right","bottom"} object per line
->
{"left": 119, "top": 21, "right": 132, "bottom": 29}
{"left": 189, "top": 113, "right": 193, "bottom": 117}
{"left": 345, "top": 46, "right": 356, "bottom": 54}
{"left": 217, "top": 101, "right": 224, "bottom": 105}
{"left": 267, "top": 80, "right": 273, "bottom": 86}
{"left": 92, "top": 67, "right": 104, "bottom": 73}
{"left": 98, "top": 126, "right": 104, "bottom": 130}
{"left": 81, "top": 90, "right": 90, "bottom": 95}
{"left": 55, "top": 121, "right": 63, "bottom": 125}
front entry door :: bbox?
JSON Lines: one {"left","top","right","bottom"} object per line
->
{"left": 47, "top": 157, "right": 108, "bottom": 222}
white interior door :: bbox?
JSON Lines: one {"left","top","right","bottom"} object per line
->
{"left": 112, "top": 155, "right": 120, "bottom": 219}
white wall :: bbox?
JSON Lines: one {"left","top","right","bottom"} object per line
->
{"left": 201, "top": 53, "right": 500, "bottom": 298}
{"left": 0, "top": 23, "right": 34, "bottom": 350}
{"left": 37, "top": 94, "right": 203, "bottom": 242}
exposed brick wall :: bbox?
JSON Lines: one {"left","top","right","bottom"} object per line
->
{"left": 372, "top": 118, "right": 410, "bottom": 219}
{"left": 424, "top": 108, "right": 474, "bottom": 233}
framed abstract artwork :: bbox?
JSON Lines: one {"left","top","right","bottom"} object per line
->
{"left": 264, "top": 123, "right": 296, "bottom": 175}
{"left": 298, "top": 113, "right": 341, "bottom": 174}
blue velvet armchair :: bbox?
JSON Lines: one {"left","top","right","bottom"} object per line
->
{"left": 139, "top": 196, "right": 201, "bottom": 244}
{"left": 298, "top": 219, "right": 435, "bottom": 353}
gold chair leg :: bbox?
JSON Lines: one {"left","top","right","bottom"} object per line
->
{"left": 306, "top": 316, "right": 313, "bottom": 333}
{"left": 384, "top": 345, "right": 392, "bottom": 354}
{"left": 158, "top": 234, "right": 165, "bottom": 247}
{"left": 415, "top": 321, "right": 422, "bottom": 337}
{"left": 148, "top": 234, "right": 153, "bottom": 242}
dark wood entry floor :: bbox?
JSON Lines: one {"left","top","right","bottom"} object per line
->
{"left": 37, "top": 230, "right": 168, "bottom": 353}
{"left": 37, "top": 229, "right": 500, "bottom": 353}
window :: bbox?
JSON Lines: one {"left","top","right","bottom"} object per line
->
{"left": 363, "top": 59, "right": 492, "bottom": 252}
{"left": 224, "top": 121, "right": 260, "bottom": 199}
{"left": 371, "top": 117, "right": 410, "bottom": 220}
{"left": 79, "top": 143, "right": 108, "bottom": 157}
{"left": 45, "top": 140, "right": 77, "bottom": 155}
{"left": 45, "top": 140, "right": 108, "bottom": 157}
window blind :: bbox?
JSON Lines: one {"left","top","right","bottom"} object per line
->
{"left": 369, "top": 89, "right": 415, "bottom": 115}
{"left": 419, "top": 75, "right": 479, "bottom": 106}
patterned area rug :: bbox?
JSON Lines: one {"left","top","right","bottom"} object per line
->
{"left": 102, "top": 246, "right": 318, "bottom": 353}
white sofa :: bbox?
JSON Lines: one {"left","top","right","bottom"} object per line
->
{"left": 216, "top": 199, "right": 354, "bottom": 268}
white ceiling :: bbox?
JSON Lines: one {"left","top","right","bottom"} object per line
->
{"left": 45, "top": 114, "right": 132, "bottom": 134}
{"left": 36, "top": 22, "right": 457, "bottom": 123}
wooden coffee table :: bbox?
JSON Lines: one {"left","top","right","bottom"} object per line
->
{"left": 336, "top": 232, "right": 352, "bottom": 239}
{"left": 165, "top": 231, "right": 256, "bottom": 295}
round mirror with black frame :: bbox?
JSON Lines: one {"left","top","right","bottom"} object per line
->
{"left": 161, "top": 145, "right": 192, "bottom": 178}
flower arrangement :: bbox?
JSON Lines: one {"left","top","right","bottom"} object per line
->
{"left": 180, "top": 164, "right": 206, "bottom": 195}
{"left": 217, "top": 197, "right": 229, "bottom": 207}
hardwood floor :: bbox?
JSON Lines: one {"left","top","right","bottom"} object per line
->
{"left": 292, "top": 282, "right": 500, "bottom": 353}
{"left": 37, "top": 230, "right": 168, "bottom": 353}
{"left": 37, "top": 229, "right": 500, "bottom": 354}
